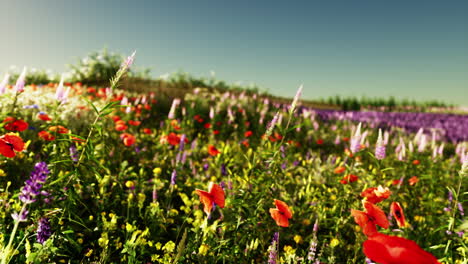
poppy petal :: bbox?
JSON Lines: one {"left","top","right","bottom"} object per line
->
{"left": 274, "top": 199, "right": 293, "bottom": 219}
{"left": 195, "top": 189, "right": 213, "bottom": 214}
{"left": 0, "top": 140, "right": 16, "bottom": 158}
{"left": 269, "top": 208, "right": 289, "bottom": 227}
{"left": 391, "top": 202, "right": 406, "bottom": 228}
{"left": 363, "top": 201, "right": 389, "bottom": 229}
{"left": 208, "top": 183, "right": 225, "bottom": 208}
{"left": 351, "top": 209, "right": 377, "bottom": 236}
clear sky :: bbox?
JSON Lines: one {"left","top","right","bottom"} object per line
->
{"left": 1, "top": 0, "right": 467, "bottom": 105}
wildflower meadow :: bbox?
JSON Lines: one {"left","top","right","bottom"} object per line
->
{"left": 0, "top": 52, "right": 467, "bottom": 264}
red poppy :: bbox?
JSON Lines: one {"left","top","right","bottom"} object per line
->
{"left": 390, "top": 202, "right": 406, "bottom": 228}
{"left": 120, "top": 133, "right": 136, "bottom": 147}
{"left": 274, "top": 132, "right": 283, "bottom": 141}
{"left": 38, "top": 113, "right": 52, "bottom": 121}
{"left": 244, "top": 131, "right": 253, "bottom": 138}
{"left": 269, "top": 199, "right": 293, "bottom": 227}
{"left": 111, "top": 115, "right": 121, "bottom": 122}
{"left": 204, "top": 123, "right": 211, "bottom": 129}
{"left": 213, "top": 130, "right": 220, "bottom": 135}
{"left": 241, "top": 140, "right": 249, "bottom": 148}
{"left": 48, "top": 125, "right": 69, "bottom": 134}
{"left": 164, "top": 132, "right": 181, "bottom": 146}
{"left": 412, "top": 159, "right": 420, "bottom": 165}
{"left": 392, "top": 179, "right": 403, "bottom": 186}
{"left": 87, "top": 87, "right": 96, "bottom": 93}
{"left": 340, "top": 174, "right": 358, "bottom": 184}
{"left": 361, "top": 186, "right": 392, "bottom": 204}
{"left": 342, "top": 137, "right": 350, "bottom": 142}
{"left": 334, "top": 166, "right": 346, "bottom": 174}
{"left": 3, "top": 117, "right": 28, "bottom": 132}
{"left": 409, "top": 176, "right": 419, "bottom": 186}
{"left": 0, "top": 133, "right": 25, "bottom": 158}
{"left": 115, "top": 120, "right": 128, "bottom": 131}
{"left": 195, "top": 182, "right": 225, "bottom": 215}
{"left": 142, "top": 128, "right": 152, "bottom": 135}
{"left": 207, "top": 144, "right": 220, "bottom": 156}
{"left": 38, "top": 131, "right": 55, "bottom": 141}
{"left": 316, "top": 139, "right": 324, "bottom": 145}
{"left": 363, "top": 233, "right": 440, "bottom": 264}
{"left": 351, "top": 201, "right": 389, "bottom": 236}
{"left": 128, "top": 120, "right": 141, "bottom": 126}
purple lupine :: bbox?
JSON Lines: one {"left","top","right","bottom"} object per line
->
{"left": 461, "top": 153, "right": 468, "bottom": 175}
{"left": 190, "top": 139, "right": 197, "bottom": 150}
{"left": 281, "top": 162, "right": 287, "bottom": 170}
{"left": 418, "top": 134, "right": 427, "bottom": 153}
{"left": 265, "top": 112, "right": 280, "bottom": 138}
{"left": 408, "top": 141, "right": 414, "bottom": 153}
{"left": 375, "top": 129, "right": 386, "bottom": 160}
{"left": 307, "top": 219, "right": 319, "bottom": 261}
{"left": 221, "top": 164, "right": 227, "bottom": 176}
{"left": 289, "top": 84, "right": 303, "bottom": 113}
{"left": 458, "top": 202, "right": 464, "bottom": 216}
{"left": 122, "top": 50, "right": 136, "bottom": 69}
{"left": 179, "top": 134, "right": 186, "bottom": 151}
{"left": 14, "top": 67, "right": 27, "bottom": 93}
{"left": 219, "top": 181, "right": 226, "bottom": 190}
{"left": 120, "top": 96, "right": 128, "bottom": 105}
{"left": 268, "top": 232, "right": 279, "bottom": 264}
{"left": 12, "top": 162, "right": 50, "bottom": 222}
{"left": 55, "top": 74, "right": 70, "bottom": 104}
{"left": 209, "top": 107, "right": 215, "bottom": 119}
{"left": 181, "top": 151, "right": 188, "bottom": 164}
{"left": 0, "top": 73, "right": 9, "bottom": 94}
{"left": 168, "top": 98, "right": 181, "bottom": 119}
{"left": 334, "top": 135, "right": 341, "bottom": 145}
{"left": 349, "top": 122, "right": 362, "bottom": 154}
{"left": 11, "top": 209, "right": 29, "bottom": 222}
{"left": 70, "top": 145, "right": 78, "bottom": 163}
{"left": 152, "top": 187, "right": 158, "bottom": 202}
{"left": 36, "top": 217, "right": 52, "bottom": 244}
{"left": 438, "top": 143, "right": 445, "bottom": 156}
{"left": 170, "top": 169, "right": 177, "bottom": 185}
{"left": 19, "top": 162, "right": 50, "bottom": 204}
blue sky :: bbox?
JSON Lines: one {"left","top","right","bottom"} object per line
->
{"left": 1, "top": 0, "right": 467, "bottom": 105}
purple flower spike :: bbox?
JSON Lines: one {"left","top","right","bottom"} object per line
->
{"left": 268, "top": 232, "right": 279, "bottom": 264}
{"left": 170, "top": 169, "right": 177, "bottom": 185}
{"left": 350, "top": 123, "right": 362, "bottom": 154}
{"left": 37, "top": 217, "right": 52, "bottom": 244}
{"left": 19, "top": 162, "right": 50, "bottom": 204}
{"left": 375, "top": 129, "right": 386, "bottom": 160}
{"left": 0, "top": 73, "right": 10, "bottom": 94}
{"left": 11, "top": 209, "right": 29, "bottom": 222}
{"left": 15, "top": 67, "right": 27, "bottom": 93}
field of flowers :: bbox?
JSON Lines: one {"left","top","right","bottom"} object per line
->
{"left": 0, "top": 54, "right": 467, "bottom": 264}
